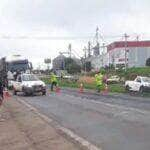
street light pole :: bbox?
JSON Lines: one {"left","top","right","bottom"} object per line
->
{"left": 83, "top": 47, "right": 87, "bottom": 73}
{"left": 68, "top": 44, "right": 72, "bottom": 58}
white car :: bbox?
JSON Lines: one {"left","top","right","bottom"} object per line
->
{"left": 107, "top": 75, "right": 120, "bottom": 84}
{"left": 125, "top": 76, "right": 150, "bottom": 93}
{"left": 13, "top": 74, "right": 46, "bottom": 95}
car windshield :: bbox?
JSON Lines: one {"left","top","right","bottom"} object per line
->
{"left": 142, "top": 77, "right": 150, "bottom": 83}
{"left": 22, "top": 74, "right": 39, "bottom": 81}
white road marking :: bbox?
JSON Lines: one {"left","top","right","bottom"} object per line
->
{"left": 16, "top": 97, "right": 102, "bottom": 150}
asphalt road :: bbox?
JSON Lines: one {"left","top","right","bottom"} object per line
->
{"left": 17, "top": 89, "right": 150, "bottom": 150}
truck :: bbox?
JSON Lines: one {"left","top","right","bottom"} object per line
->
{"left": 6, "top": 55, "right": 32, "bottom": 73}
{"left": 0, "top": 55, "right": 32, "bottom": 88}
{"left": 0, "top": 57, "right": 7, "bottom": 88}
{"left": 125, "top": 76, "right": 150, "bottom": 93}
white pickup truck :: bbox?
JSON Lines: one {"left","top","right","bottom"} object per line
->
{"left": 125, "top": 76, "right": 150, "bottom": 93}
{"left": 13, "top": 73, "right": 46, "bottom": 96}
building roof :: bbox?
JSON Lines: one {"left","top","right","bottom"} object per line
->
{"left": 107, "top": 41, "right": 150, "bottom": 51}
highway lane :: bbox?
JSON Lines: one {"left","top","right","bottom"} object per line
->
{"left": 16, "top": 90, "right": 150, "bottom": 150}
{"left": 61, "top": 88, "right": 150, "bottom": 111}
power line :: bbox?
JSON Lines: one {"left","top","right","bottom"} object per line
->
{"left": 0, "top": 34, "right": 127, "bottom": 40}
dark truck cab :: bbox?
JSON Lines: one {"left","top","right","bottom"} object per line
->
{"left": 0, "top": 58, "right": 7, "bottom": 88}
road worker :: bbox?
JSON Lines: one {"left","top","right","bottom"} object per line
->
{"left": 95, "top": 71, "right": 104, "bottom": 92}
{"left": 50, "top": 72, "right": 58, "bottom": 91}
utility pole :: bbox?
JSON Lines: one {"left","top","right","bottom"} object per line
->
{"left": 95, "top": 27, "right": 99, "bottom": 44}
{"left": 83, "top": 46, "right": 87, "bottom": 73}
{"left": 135, "top": 35, "right": 139, "bottom": 65}
{"left": 102, "top": 43, "right": 105, "bottom": 54}
{"left": 68, "top": 44, "right": 72, "bottom": 58}
{"left": 88, "top": 41, "right": 91, "bottom": 57}
{"left": 136, "top": 35, "right": 139, "bottom": 41}
{"left": 124, "top": 33, "right": 129, "bottom": 72}
{"left": 101, "top": 43, "right": 105, "bottom": 67}
{"left": 94, "top": 27, "right": 100, "bottom": 56}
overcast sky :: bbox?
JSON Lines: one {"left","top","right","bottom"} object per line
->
{"left": 0, "top": 0, "right": 150, "bottom": 68}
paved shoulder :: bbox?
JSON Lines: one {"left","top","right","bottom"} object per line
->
{"left": 0, "top": 98, "right": 80, "bottom": 150}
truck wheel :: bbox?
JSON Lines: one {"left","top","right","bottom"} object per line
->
{"left": 139, "top": 86, "right": 144, "bottom": 94}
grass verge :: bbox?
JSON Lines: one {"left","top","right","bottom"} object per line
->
{"left": 41, "top": 77, "right": 125, "bottom": 93}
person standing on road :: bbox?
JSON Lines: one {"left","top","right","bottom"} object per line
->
{"left": 50, "top": 72, "right": 58, "bottom": 91}
{"left": 95, "top": 71, "right": 104, "bottom": 93}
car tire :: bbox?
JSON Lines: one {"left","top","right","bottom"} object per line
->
{"left": 139, "top": 86, "right": 144, "bottom": 94}
{"left": 125, "top": 85, "right": 130, "bottom": 92}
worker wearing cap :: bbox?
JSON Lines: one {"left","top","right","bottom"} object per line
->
{"left": 50, "top": 72, "right": 58, "bottom": 91}
{"left": 95, "top": 71, "right": 104, "bottom": 92}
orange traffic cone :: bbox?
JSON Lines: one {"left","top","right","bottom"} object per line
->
{"left": 102, "top": 84, "right": 109, "bottom": 95}
{"left": 79, "top": 83, "right": 84, "bottom": 93}
{"left": 0, "top": 98, "right": 3, "bottom": 106}
{"left": 55, "top": 86, "right": 61, "bottom": 93}
{"left": 3, "top": 90, "right": 11, "bottom": 100}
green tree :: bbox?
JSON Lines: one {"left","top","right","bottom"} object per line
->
{"left": 64, "top": 58, "right": 81, "bottom": 74}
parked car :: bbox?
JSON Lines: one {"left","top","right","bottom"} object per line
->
{"left": 125, "top": 76, "right": 150, "bottom": 93}
{"left": 107, "top": 75, "right": 120, "bottom": 84}
{"left": 62, "top": 74, "right": 79, "bottom": 82}
{"left": 13, "top": 73, "right": 46, "bottom": 95}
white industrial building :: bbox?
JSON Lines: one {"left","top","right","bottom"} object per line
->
{"left": 87, "top": 40, "right": 150, "bottom": 70}
{"left": 107, "top": 41, "right": 150, "bottom": 68}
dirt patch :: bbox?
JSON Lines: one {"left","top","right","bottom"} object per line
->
{"left": 0, "top": 98, "right": 81, "bottom": 150}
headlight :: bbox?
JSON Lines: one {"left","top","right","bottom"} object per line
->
{"left": 42, "top": 84, "right": 46, "bottom": 87}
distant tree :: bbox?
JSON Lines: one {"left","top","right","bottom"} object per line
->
{"left": 146, "top": 58, "right": 150, "bottom": 66}
{"left": 84, "top": 61, "right": 92, "bottom": 72}
{"left": 64, "top": 58, "right": 81, "bottom": 74}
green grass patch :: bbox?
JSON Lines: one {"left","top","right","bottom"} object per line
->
{"left": 41, "top": 77, "right": 125, "bottom": 93}
{"left": 117, "top": 67, "right": 150, "bottom": 80}
{"left": 108, "top": 84, "right": 125, "bottom": 93}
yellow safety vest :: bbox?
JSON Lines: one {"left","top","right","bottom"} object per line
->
{"left": 95, "top": 73, "right": 103, "bottom": 86}
{"left": 50, "top": 74, "right": 57, "bottom": 83}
